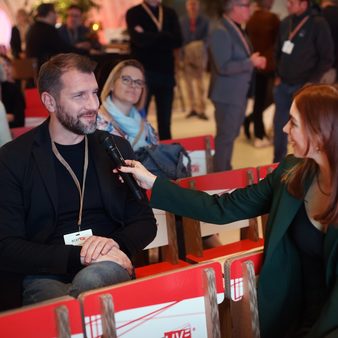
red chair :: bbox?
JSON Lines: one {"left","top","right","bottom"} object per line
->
{"left": 24, "top": 88, "right": 49, "bottom": 118}
{"left": 223, "top": 249, "right": 264, "bottom": 338}
{"left": 79, "top": 262, "right": 224, "bottom": 338}
{"left": 0, "top": 296, "right": 83, "bottom": 338}
{"left": 161, "top": 134, "right": 215, "bottom": 175}
{"left": 256, "top": 163, "right": 279, "bottom": 181}
{"left": 10, "top": 126, "right": 34, "bottom": 139}
{"left": 176, "top": 168, "right": 264, "bottom": 264}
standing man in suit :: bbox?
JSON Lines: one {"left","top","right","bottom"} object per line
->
{"left": 209, "top": 0, "right": 266, "bottom": 171}
{"left": 126, "top": 0, "right": 182, "bottom": 140}
{"left": 0, "top": 53, "right": 157, "bottom": 311}
{"left": 58, "top": 5, "right": 101, "bottom": 52}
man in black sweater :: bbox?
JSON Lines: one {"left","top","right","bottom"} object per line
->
{"left": 0, "top": 53, "right": 157, "bottom": 311}
{"left": 126, "top": 0, "right": 182, "bottom": 140}
{"left": 273, "top": 0, "right": 334, "bottom": 162}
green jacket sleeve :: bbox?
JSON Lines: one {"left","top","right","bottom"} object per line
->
{"left": 150, "top": 161, "right": 288, "bottom": 225}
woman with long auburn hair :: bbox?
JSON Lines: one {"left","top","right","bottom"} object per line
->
{"left": 119, "top": 84, "right": 338, "bottom": 338}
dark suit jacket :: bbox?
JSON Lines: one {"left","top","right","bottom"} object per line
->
{"left": 58, "top": 25, "right": 101, "bottom": 50}
{"left": 58, "top": 25, "right": 89, "bottom": 45}
{"left": 150, "top": 156, "right": 338, "bottom": 338}
{"left": 0, "top": 120, "right": 157, "bottom": 311}
{"left": 208, "top": 17, "right": 254, "bottom": 105}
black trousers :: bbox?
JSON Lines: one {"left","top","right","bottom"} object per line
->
{"left": 246, "top": 71, "right": 274, "bottom": 139}
{"left": 145, "top": 73, "right": 174, "bottom": 141}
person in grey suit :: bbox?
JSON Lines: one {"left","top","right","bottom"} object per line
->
{"left": 208, "top": 0, "right": 266, "bottom": 171}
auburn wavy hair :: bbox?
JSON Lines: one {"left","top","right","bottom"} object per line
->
{"left": 282, "top": 84, "right": 338, "bottom": 226}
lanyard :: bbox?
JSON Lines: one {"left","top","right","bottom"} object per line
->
{"left": 51, "top": 136, "right": 88, "bottom": 231}
{"left": 224, "top": 16, "right": 251, "bottom": 56}
{"left": 288, "top": 16, "right": 309, "bottom": 41}
{"left": 141, "top": 2, "right": 163, "bottom": 31}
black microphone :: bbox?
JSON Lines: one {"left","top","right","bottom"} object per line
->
{"left": 100, "top": 135, "right": 144, "bottom": 201}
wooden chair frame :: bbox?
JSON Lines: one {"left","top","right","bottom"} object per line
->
{"left": 177, "top": 168, "right": 261, "bottom": 261}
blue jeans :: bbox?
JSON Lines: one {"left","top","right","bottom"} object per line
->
{"left": 273, "top": 82, "right": 302, "bottom": 162}
{"left": 22, "top": 261, "right": 131, "bottom": 305}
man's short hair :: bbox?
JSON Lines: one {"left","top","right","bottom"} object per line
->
{"left": 37, "top": 53, "right": 96, "bottom": 97}
{"left": 223, "top": 0, "right": 242, "bottom": 13}
{"left": 67, "top": 4, "right": 83, "bottom": 13}
{"left": 36, "top": 3, "right": 55, "bottom": 18}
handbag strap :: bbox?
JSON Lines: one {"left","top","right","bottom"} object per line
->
{"left": 131, "top": 119, "right": 145, "bottom": 148}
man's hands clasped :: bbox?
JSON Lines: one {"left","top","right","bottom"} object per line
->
{"left": 80, "top": 235, "right": 133, "bottom": 275}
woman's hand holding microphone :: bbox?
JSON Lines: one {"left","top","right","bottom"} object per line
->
{"left": 114, "top": 160, "right": 157, "bottom": 190}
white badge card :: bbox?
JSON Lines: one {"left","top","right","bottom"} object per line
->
{"left": 282, "top": 40, "right": 294, "bottom": 55}
{"left": 64, "top": 229, "right": 93, "bottom": 246}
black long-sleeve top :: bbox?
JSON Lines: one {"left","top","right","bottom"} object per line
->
{"left": 276, "top": 9, "right": 334, "bottom": 84}
{"left": 10, "top": 26, "right": 22, "bottom": 59}
{"left": 126, "top": 4, "right": 182, "bottom": 78}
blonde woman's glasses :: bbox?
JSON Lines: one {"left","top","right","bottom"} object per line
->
{"left": 120, "top": 75, "right": 145, "bottom": 89}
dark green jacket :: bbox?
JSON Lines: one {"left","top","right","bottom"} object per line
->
{"left": 150, "top": 156, "right": 338, "bottom": 338}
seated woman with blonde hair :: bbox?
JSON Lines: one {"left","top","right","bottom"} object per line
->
{"left": 97, "top": 59, "right": 158, "bottom": 151}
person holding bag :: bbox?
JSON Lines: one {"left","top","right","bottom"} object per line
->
{"left": 97, "top": 59, "right": 191, "bottom": 180}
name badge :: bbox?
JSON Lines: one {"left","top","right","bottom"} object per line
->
{"left": 282, "top": 40, "right": 294, "bottom": 55}
{"left": 64, "top": 229, "right": 93, "bottom": 246}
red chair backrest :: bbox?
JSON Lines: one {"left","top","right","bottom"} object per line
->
{"left": 24, "top": 88, "right": 49, "bottom": 118}
{"left": 161, "top": 135, "right": 215, "bottom": 176}
{"left": 160, "top": 134, "right": 215, "bottom": 151}
{"left": 177, "top": 167, "right": 257, "bottom": 191}
{"left": 0, "top": 296, "right": 83, "bottom": 337}
{"left": 257, "top": 163, "right": 279, "bottom": 181}
{"left": 80, "top": 262, "right": 224, "bottom": 338}
{"left": 11, "top": 126, "right": 34, "bottom": 139}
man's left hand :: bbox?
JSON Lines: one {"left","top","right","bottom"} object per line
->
{"left": 81, "top": 236, "right": 119, "bottom": 264}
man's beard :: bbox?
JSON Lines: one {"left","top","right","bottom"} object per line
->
{"left": 56, "top": 104, "right": 97, "bottom": 135}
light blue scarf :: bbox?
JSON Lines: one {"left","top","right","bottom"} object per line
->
{"left": 102, "top": 96, "right": 149, "bottom": 151}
